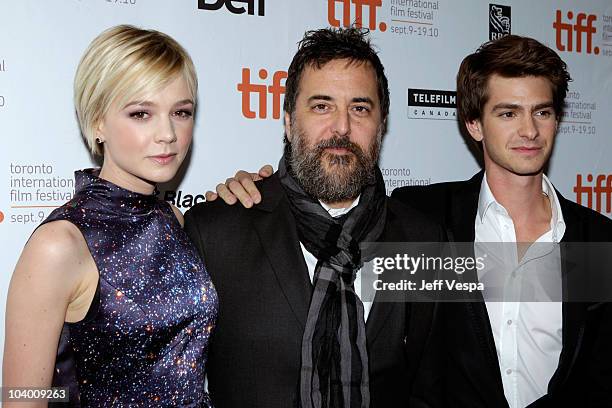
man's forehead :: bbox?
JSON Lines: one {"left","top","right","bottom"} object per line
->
{"left": 305, "top": 57, "right": 372, "bottom": 71}
{"left": 298, "top": 58, "right": 379, "bottom": 96}
{"left": 485, "top": 74, "right": 554, "bottom": 92}
{"left": 483, "top": 74, "right": 554, "bottom": 103}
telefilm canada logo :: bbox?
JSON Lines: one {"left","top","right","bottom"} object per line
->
{"left": 407, "top": 88, "right": 456, "bottom": 120}
{"left": 489, "top": 4, "right": 511, "bottom": 40}
{"left": 198, "top": 0, "right": 264, "bottom": 16}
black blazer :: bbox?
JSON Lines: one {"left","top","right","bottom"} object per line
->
{"left": 184, "top": 173, "right": 444, "bottom": 408}
{"left": 392, "top": 171, "right": 612, "bottom": 407}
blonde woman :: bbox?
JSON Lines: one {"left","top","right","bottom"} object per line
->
{"left": 3, "top": 25, "right": 217, "bottom": 407}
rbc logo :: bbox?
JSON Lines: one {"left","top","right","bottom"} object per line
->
{"left": 327, "top": 0, "right": 387, "bottom": 32}
{"left": 198, "top": 0, "right": 264, "bottom": 16}
{"left": 489, "top": 4, "right": 511, "bottom": 41}
{"left": 553, "top": 10, "right": 599, "bottom": 54}
{"left": 237, "top": 68, "right": 287, "bottom": 119}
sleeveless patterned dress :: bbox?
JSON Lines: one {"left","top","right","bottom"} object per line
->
{"left": 45, "top": 169, "right": 217, "bottom": 407}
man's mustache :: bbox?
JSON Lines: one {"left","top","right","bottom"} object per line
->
{"left": 315, "top": 137, "right": 363, "bottom": 156}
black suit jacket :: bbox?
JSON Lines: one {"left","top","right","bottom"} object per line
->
{"left": 184, "top": 173, "right": 444, "bottom": 408}
{"left": 392, "top": 171, "right": 612, "bottom": 407}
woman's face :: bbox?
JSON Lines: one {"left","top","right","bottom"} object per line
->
{"left": 97, "top": 75, "right": 194, "bottom": 194}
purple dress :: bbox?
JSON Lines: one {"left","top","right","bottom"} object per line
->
{"left": 45, "top": 169, "right": 217, "bottom": 407}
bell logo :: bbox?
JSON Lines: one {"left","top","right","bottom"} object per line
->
{"left": 237, "top": 68, "right": 287, "bottom": 119}
{"left": 574, "top": 174, "right": 612, "bottom": 214}
{"left": 198, "top": 0, "right": 264, "bottom": 16}
{"left": 553, "top": 10, "right": 599, "bottom": 54}
{"left": 327, "top": 0, "right": 387, "bottom": 32}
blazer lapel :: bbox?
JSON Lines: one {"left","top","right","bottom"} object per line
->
{"left": 365, "top": 203, "right": 407, "bottom": 344}
{"left": 448, "top": 171, "right": 480, "bottom": 243}
{"left": 251, "top": 174, "right": 312, "bottom": 330}
{"left": 547, "top": 194, "right": 589, "bottom": 392}
{"left": 452, "top": 172, "right": 506, "bottom": 401}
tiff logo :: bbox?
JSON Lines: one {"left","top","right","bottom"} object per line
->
{"left": 198, "top": 0, "right": 264, "bottom": 16}
{"left": 328, "top": 0, "right": 387, "bottom": 32}
{"left": 237, "top": 68, "right": 287, "bottom": 119}
{"left": 574, "top": 174, "right": 612, "bottom": 213}
{"left": 553, "top": 10, "right": 600, "bottom": 54}
{"left": 489, "top": 4, "right": 511, "bottom": 41}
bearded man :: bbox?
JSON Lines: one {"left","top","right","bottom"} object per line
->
{"left": 184, "top": 27, "right": 443, "bottom": 408}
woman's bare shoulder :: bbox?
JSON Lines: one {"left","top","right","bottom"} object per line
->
{"left": 18, "top": 220, "right": 91, "bottom": 283}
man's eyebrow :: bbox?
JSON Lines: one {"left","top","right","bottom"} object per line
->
{"left": 306, "top": 95, "right": 374, "bottom": 105}
{"left": 490, "top": 102, "right": 554, "bottom": 111}
{"left": 352, "top": 97, "right": 374, "bottom": 105}
{"left": 307, "top": 95, "right": 333, "bottom": 103}
{"left": 491, "top": 103, "right": 520, "bottom": 111}
{"left": 532, "top": 102, "right": 554, "bottom": 111}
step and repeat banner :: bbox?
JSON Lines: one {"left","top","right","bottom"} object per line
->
{"left": 0, "top": 0, "right": 611, "bottom": 376}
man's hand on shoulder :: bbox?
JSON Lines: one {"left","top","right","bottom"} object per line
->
{"left": 205, "top": 164, "right": 273, "bottom": 208}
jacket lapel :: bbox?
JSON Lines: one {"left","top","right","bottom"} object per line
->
{"left": 547, "top": 193, "right": 590, "bottom": 392}
{"left": 365, "top": 203, "right": 405, "bottom": 343}
{"left": 251, "top": 174, "right": 312, "bottom": 330}
{"left": 452, "top": 172, "right": 507, "bottom": 401}
{"left": 448, "top": 171, "right": 480, "bottom": 243}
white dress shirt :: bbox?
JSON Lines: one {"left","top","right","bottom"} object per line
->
{"left": 299, "top": 196, "right": 373, "bottom": 322}
{"left": 475, "top": 173, "right": 566, "bottom": 408}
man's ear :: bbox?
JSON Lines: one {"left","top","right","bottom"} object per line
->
{"left": 381, "top": 116, "right": 388, "bottom": 135}
{"left": 284, "top": 112, "right": 292, "bottom": 142}
{"left": 465, "top": 119, "right": 483, "bottom": 142}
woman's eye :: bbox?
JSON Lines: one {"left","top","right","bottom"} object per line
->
{"left": 129, "top": 111, "right": 149, "bottom": 120}
{"left": 174, "top": 110, "right": 193, "bottom": 119}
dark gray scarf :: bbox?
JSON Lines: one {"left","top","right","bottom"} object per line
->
{"left": 278, "top": 154, "right": 387, "bottom": 408}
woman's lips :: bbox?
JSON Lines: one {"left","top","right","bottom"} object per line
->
{"left": 150, "top": 153, "right": 177, "bottom": 165}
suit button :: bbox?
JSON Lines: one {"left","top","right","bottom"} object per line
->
{"left": 506, "top": 368, "right": 513, "bottom": 375}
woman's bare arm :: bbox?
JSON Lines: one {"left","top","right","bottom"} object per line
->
{"left": 3, "top": 220, "right": 96, "bottom": 407}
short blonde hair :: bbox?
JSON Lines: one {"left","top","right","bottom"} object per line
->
{"left": 74, "top": 25, "right": 198, "bottom": 156}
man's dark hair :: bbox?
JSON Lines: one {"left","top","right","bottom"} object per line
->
{"left": 457, "top": 34, "right": 572, "bottom": 124}
{"left": 284, "top": 26, "right": 389, "bottom": 121}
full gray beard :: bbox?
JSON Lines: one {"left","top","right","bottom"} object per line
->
{"left": 288, "top": 129, "right": 381, "bottom": 203}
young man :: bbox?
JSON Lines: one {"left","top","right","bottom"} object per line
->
{"left": 392, "top": 35, "right": 612, "bottom": 407}
{"left": 185, "top": 27, "right": 442, "bottom": 408}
